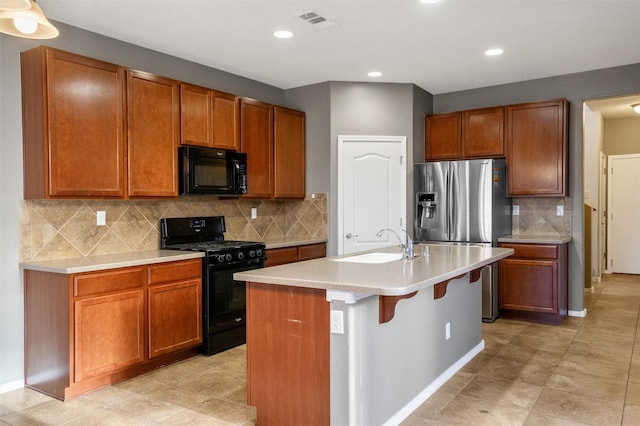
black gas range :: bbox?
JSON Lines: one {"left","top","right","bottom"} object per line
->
{"left": 161, "top": 216, "right": 265, "bottom": 355}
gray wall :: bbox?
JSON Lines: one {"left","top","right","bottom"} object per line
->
{"left": 0, "top": 22, "right": 285, "bottom": 389}
{"left": 605, "top": 117, "right": 640, "bottom": 155}
{"left": 434, "top": 63, "right": 640, "bottom": 313}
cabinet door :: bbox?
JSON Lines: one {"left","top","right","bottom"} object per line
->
{"left": 274, "top": 106, "right": 305, "bottom": 198}
{"left": 212, "top": 91, "right": 240, "bottom": 151}
{"left": 462, "top": 107, "right": 505, "bottom": 158}
{"left": 499, "top": 258, "right": 558, "bottom": 314}
{"left": 180, "top": 83, "right": 213, "bottom": 148}
{"left": 506, "top": 99, "right": 568, "bottom": 196}
{"left": 22, "top": 47, "right": 126, "bottom": 198}
{"left": 127, "top": 70, "right": 180, "bottom": 197}
{"left": 148, "top": 279, "right": 202, "bottom": 358}
{"left": 425, "top": 113, "right": 461, "bottom": 160}
{"left": 74, "top": 290, "right": 145, "bottom": 382}
{"left": 241, "top": 99, "right": 273, "bottom": 198}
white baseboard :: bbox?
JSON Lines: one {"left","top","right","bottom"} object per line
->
{"left": 383, "top": 340, "right": 485, "bottom": 426}
{"left": 0, "top": 379, "right": 24, "bottom": 394}
{"left": 569, "top": 308, "right": 587, "bottom": 318}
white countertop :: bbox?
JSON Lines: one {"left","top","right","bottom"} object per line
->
{"left": 264, "top": 237, "right": 327, "bottom": 249}
{"left": 19, "top": 250, "right": 205, "bottom": 274}
{"left": 498, "top": 235, "right": 572, "bottom": 244}
{"left": 235, "top": 244, "right": 514, "bottom": 296}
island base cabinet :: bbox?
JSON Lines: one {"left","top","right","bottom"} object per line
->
{"left": 246, "top": 282, "right": 330, "bottom": 426}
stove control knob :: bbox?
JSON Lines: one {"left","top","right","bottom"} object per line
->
{"left": 237, "top": 252, "right": 245, "bottom": 260}
{"left": 217, "top": 254, "right": 225, "bottom": 263}
{"left": 225, "top": 253, "right": 233, "bottom": 262}
{"left": 248, "top": 250, "right": 256, "bottom": 258}
{"left": 256, "top": 249, "right": 263, "bottom": 257}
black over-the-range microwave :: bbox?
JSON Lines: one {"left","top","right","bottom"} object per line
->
{"left": 179, "top": 146, "right": 247, "bottom": 195}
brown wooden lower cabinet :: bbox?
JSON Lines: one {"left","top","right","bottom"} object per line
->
{"left": 265, "top": 242, "right": 326, "bottom": 267}
{"left": 24, "top": 258, "right": 202, "bottom": 400}
{"left": 498, "top": 242, "right": 568, "bottom": 324}
{"left": 247, "top": 282, "right": 330, "bottom": 426}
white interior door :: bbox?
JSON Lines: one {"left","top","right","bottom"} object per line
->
{"left": 607, "top": 154, "right": 640, "bottom": 274}
{"left": 338, "top": 135, "right": 406, "bottom": 255}
{"left": 598, "top": 151, "right": 607, "bottom": 277}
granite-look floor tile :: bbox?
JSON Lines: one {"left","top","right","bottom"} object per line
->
{"left": 435, "top": 371, "right": 476, "bottom": 396}
{"left": 65, "top": 408, "right": 160, "bottom": 425}
{"left": 0, "top": 396, "right": 105, "bottom": 426}
{"left": 623, "top": 404, "right": 640, "bottom": 426}
{"left": 509, "top": 331, "right": 574, "bottom": 353}
{"left": 158, "top": 408, "right": 232, "bottom": 426}
{"left": 626, "top": 382, "right": 640, "bottom": 406}
{"left": 481, "top": 333, "right": 517, "bottom": 356}
{"left": 629, "top": 358, "right": 640, "bottom": 383}
{"left": 482, "top": 320, "right": 530, "bottom": 336}
{"left": 494, "top": 343, "right": 564, "bottom": 367}
{"left": 399, "top": 391, "right": 456, "bottom": 424}
{"left": 459, "top": 375, "right": 543, "bottom": 410}
{"left": 0, "top": 388, "right": 52, "bottom": 417}
{"left": 523, "top": 412, "right": 591, "bottom": 426}
{"left": 572, "top": 326, "right": 635, "bottom": 350}
{"left": 546, "top": 372, "right": 626, "bottom": 402}
{"left": 111, "top": 394, "right": 185, "bottom": 422}
{"left": 190, "top": 398, "right": 256, "bottom": 425}
{"left": 433, "top": 394, "right": 529, "bottom": 426}
{"left": 531, "top": 388, "right": 623, "bottom": 425}
{"left": 477, "top": 356, "right": 555, "bottom": 387}
{"left": 565, "top": 341, "right": 633, "bottom": 364}
{"left": 558, "top": 353, "right": 630, "bottom": 381}
{"left": 461, "top": 352, "right": 494, "bottom": 374}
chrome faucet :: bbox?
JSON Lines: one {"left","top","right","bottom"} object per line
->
{"left": 376, "top": 228, "right": 415, "bottom": 260}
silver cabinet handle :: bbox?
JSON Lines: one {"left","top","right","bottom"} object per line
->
{"left": 345, "top": 233, "right": 359, "bottom": 238}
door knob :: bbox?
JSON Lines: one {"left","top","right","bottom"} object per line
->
{"left": 345, "top": 233, "right": 359, "bottom": 238}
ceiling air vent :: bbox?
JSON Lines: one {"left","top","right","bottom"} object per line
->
{"left": 298, "top": 10, "right": 339, "bottom": 30}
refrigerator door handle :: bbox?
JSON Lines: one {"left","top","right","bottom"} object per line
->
{"left": 449, "top": 164, "right": 457, "bottom": 241}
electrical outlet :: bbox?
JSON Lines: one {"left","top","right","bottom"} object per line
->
{"left": 96, "top": 211, "right": 106, "bottom": 226}
{"left": 251, "top": 207, "right": 257, "bottom": 219}
{"left": 330, "top": 310, "right": 344, "bottom": 334}
{"left": 513, "top": 205, "right": 519, "bottom": 216}
{"left": 445, "top": 322, "right": 451, "bottom": 340}
{"left": 557, "top": 205, "right": 564, "bottom": 216}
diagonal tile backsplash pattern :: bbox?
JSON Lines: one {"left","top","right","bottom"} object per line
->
{"left": 20, "top": 194, "right": 327, "bottom": 261}
{"left": 511, "top": 197, "right": 573, "bottom": 236}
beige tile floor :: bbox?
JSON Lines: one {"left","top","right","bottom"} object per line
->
{"left": 1, "top": 273, "right": 638, "bottom": 425}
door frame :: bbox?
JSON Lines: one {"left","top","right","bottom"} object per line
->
{"left": 337, "top": 135, "right": 407, "bottom": 255}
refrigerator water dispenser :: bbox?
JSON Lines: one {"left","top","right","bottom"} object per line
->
{"left": 417, "top": 192, "right": 438, "bottom": 228}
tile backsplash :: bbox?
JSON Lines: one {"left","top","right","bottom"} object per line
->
{"left": 511, "top": 197, "right": 572, "bottom": 236}
{"left": 20, "top": 193, "right": 327, "bottom": 261}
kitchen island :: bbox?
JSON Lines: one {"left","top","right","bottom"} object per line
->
{"left": 235, "top": 243, "right": 513, "bottom": 426}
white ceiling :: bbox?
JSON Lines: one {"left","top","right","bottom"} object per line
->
{"left": 39, "top": 0, "right": 640, "bottom": 111}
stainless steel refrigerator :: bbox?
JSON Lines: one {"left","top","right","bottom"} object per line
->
{"left": 413, "top": 159, "right": 511, "bottom": 321}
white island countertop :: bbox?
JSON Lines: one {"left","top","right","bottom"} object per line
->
{"left": 235, "top": 244, "right": 513, "bottom": 296}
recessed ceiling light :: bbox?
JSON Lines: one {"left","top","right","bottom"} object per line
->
{"left": 632, "top": 103, "right": 640, "bottom": 114}
{"left": 273, "top": 30, "right": 293, "bottom": 39}
{"left": 485, "top": 48, "right": 504, "bottom": 56}
{"left": 368, "top": 71, "right": 383, "bottom": 77}
{"left": 420, "top": 0, "right": 441, "bottom": 4}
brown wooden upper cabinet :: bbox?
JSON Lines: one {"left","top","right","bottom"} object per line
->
{"left": 425, "top": 112, "right": 461, "bottom": 160}
{"left": 127, "top": 70, "right": 180, "bottom": 197}
{"left": 179, "top": 83, "right": 239, "bottom": 151}
{"left": 240, "top": 98, "right": 274, "bottom": 198}
{"left": 462, "top": 106, "right": 505, "bottom": 158}
{"left": 506, "top": 99, "right": 568, "bottom": 196}
{"left": 241, "top": 100, "right": 306, "bottom": 199}
{"left": 21, "top": 46, "right": 127, "bottom": 199}
{"left": 274, "top": 106, "right": 306, "bottom": 198}
{"left": 425, "top": 107, "right": 505, "bottom": 161}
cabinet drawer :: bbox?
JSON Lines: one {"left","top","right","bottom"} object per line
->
{"left": 266, "top": 247, "right": 298, "bottom": 267}
{"left": 147, "top": 259, "right": 202, "bottom": 285}
{"left": 499, "top": 243, "right": 558, "bottom": 259}
{"left": 74, "top": 267, "right": 145, "bottom": 298}
{"left": 298, "top": 243, "right": 326, "bottom": 261}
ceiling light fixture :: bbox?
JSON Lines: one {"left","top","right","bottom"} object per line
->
{"left": 632, "top": 104, "right": 640, "bottom": 114}
{"left": 0, "top": 0, "right": 31, "bottom": 10}
{"left": 420, "top": 0, "right": 441, "bottom": 4}
{"left": 273, "top": 30, "right": 293, "bottom": 39}
{"left": 0, "top": 0, "right": 58, "bottom": 39}
{"left": 368, "top": 71, "right": 383, "bottom": 77}
{"left": 485, "top": 48, "right": 504, "bottom": 56}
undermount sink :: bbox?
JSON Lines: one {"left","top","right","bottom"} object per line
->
{"left": 332, "top": 252, "right": 403, "bottom": 264}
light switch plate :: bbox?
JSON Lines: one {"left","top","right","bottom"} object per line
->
{"left": 513, "top": 205, "right": 519, "bottom": 216}
{"left": 557, "top": 205, "right": 564, "bottom": 216}
{"left": 251, "top": 208, "right": 257, "bottom": 219}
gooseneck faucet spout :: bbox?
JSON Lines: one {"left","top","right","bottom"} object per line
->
{"left": 376, "top": 228, "right": 414, "bottom": 260}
